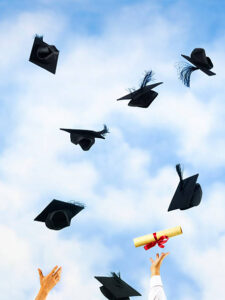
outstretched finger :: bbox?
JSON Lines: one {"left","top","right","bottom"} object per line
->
{"left": 159, "top": 252, "right": 169, "bottom": 263}
{"left": 55, "top": 267, "right": 62, "bottom": 276}
{"left": 150, "top": 258, "right": 154, "bottom": 264}
{"left": 48, "top": 266, "right": 59, "bottom": 276}
{"left": 162, "top": 252, "right": 169, "bottom": 258}
{"left": 38, "top": 268, "right": 43, "bottom": 279}
{"left": 156, "top": 253, "right": 159, "bottom": 259}
{"left": 54, "top": 271, "right": 61, "bottom": 282}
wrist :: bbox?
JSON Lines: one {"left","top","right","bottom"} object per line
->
{"left": 36, "top": 288, "right": 49, "bottom": 299}
{"left": 151, "top": 270, "right": 160, "bottom": 277}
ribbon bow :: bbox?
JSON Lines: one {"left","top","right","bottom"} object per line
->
{"left": 144, "top": 232, "right": 169, "bottom": 250}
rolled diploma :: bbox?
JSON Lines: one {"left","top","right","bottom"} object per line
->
{"left": 133, "top": 226, "right": 183, "bottom": 247}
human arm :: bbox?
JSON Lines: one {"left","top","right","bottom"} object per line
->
{"left": 148, "top": 252, "right": 169, "bottom": 300}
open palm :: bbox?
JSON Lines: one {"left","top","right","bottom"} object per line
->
{"left": 38, "top": 266, "right": 62, "bottom": 293}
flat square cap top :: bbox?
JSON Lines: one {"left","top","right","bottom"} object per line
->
{"left": 117, "top": 82, "right": 163, "bottom": 101}
{"left": 34, "top": 199, "right": 84, "bottom": 222}
{"left": 60, "top": 128, "right": 106, "bottom": 139}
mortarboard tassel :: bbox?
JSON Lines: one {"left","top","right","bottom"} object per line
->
{"left": 176, "top": 164, "right": 184, "bottom": 190}
{"left": 111, "top": 271, "right": 120, "bottom": 277}
{"left": 176, "top": 164, "right": 183, "bottom": 181}
{"left": 35, "top": 34, "right": 43, "bottom": 40}
{"left": 178, "top": 63, "right": 198, "bottom": 87}
{"left": 140, "top": 70, "right": 154, "bottom": 88}
{"left": 126, "top": 70, "right": 155, "bottom": 97}
{"left": 98, "top": 124, "right": 109, "bottom": 136}
{"left": 111, "top": 272, "right": 122, "bottom": 286}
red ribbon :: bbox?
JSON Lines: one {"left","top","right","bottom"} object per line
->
{"left": 144, "top": 232, "right": 169, "bottom": 250}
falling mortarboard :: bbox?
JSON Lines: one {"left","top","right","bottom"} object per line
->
{"left": 34, "top": 199, "right": 84, "bottom": 230}
{"left": 178, "top": 48, "right": 216, "bottom": 87}
{"left": 95, "top": 272, "right": 141, "bottom": 300}
{"left": 168, "top": 164, "right": 202, "bottom": 211}
{"left": 60, "top": 125, "right": 109, "bottom": 151}
{"left": 117, "top": 70, "right": 163, "bottom": 108}
{"left": 29, "top": 35, "right": 59, "bottom": 74}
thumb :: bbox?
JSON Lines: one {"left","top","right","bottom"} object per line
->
{"left": 38, "top": 268, "right": 44, "bottom": 279}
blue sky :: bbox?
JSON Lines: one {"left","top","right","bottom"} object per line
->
{"left": 0, "top": 0, "right": 225, "bottom": 299}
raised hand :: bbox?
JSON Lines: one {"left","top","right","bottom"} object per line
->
{"left": 150, "top": 252, "right": 169, "bottom": 276}
{"left": 35, "top": 266, "right": 62, "bottom": 300}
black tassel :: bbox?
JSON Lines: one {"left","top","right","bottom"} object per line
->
{"left": 126, "top": 71, "right": 154, "bottom": 94}
{"left": 176, "top": 164, "right": 183, "bottom": 182}
{"left": 35, "top": 34, "right": 43, "bottom": 40}
{"left": 176, "top": 164, "right": 184, "bottom": 189}
{"left": 127, "top": 87, "right": 136, "bottom": 93}
{"left": 111, "top": 272, "right": 122, "bottom": 285}
{"left": 178, "top": 62, "right": 198, "bottom": 87}
{"left": 111, "top": 272, "right": 121, "bottom": 278}
{"left": 99, "top": 124, "right": 109, "bottom": 136}
{"left": 140, "top": 70, "right": 154, "bottom": 88}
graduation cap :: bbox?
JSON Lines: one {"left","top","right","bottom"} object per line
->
{"left": 29, "top": 35, "right": 59, "bottom": 74}
{"left": 168, "top": 164, "right": 202, "bottom": 211}
{"left": 178, "top": 48, "right": 216, "bottom": 87}
{"left": 117, "top": 71, "right": 163, "bottom": 108}
{"left": 95, "top": 272, "right": 141, "bottom": 300}
{"left": 34, "top": 199, "right": 84, "bottom": 230}
{"left": 60, "top": 125, "right": 109, "bottom": 151}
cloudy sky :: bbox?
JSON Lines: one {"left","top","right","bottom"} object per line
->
{"left": 0, "top": 0, "right": 225, "bottom": 299}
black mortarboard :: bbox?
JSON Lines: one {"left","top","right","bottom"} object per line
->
{"left": 178, "top": 48, "right": 216, "bottom": 87}
{"left": 117, "top": 71, "right": 163, "bottom": 108}
{"left": 29, "top": 35, "right": 59, "bottom": 74}
{"left": 34, "top": 199, "right": 84, "bottom": 230}
{"left": 168, "top": 164, "right": 202, "bottom": 211}
{"left": 95, "top": 272, "right": 141, "bottom": 300}
{"left": 60, "top": 125, "right": 109, "bottom": 151}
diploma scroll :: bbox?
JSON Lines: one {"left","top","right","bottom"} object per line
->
{"left": 133, "top": 226, "right": 183, "bottom": 248}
